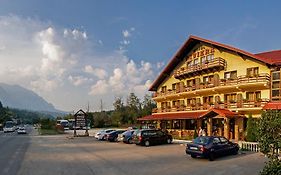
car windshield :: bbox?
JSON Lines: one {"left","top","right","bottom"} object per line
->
{"left": 193, "top": 137, "right": 210, "bottom": 145}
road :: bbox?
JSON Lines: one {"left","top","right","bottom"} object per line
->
{"left": 0, "top": 126, "right": 32, "bottom": 175}
{"left": 0, "top": 128, "right": 267, "bottom": 175}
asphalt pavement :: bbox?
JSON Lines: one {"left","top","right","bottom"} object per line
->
{"left": 0, "top": 128, "right": 267, "bottom": 175}
{"left": 0, "top": 126, "right": 32, "bottom": 175}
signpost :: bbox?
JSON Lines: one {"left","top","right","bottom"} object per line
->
{"left": 74, "top": 109, "right": 89, "bottom": 137}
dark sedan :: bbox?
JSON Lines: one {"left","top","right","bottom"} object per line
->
{"left": 186, "top": 136, "right": 239, "bottom": 161}
{"left": 106, "top": 130, "right": 126, "bottom": 142}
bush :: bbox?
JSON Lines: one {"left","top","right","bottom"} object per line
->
{"left": 257, "top": 110, "right": 281, "bottom": 175}
{"left": 260, "top": 160, "right": 281, "bottom": 175}
{"left": 40, "top": 118, "right": 55, "bottom": 130}
{"left": 193, "top": 127, "right": 198, "bottom": 139}
{"left": 246, "top": 114, "right": 257, "bottom": 142}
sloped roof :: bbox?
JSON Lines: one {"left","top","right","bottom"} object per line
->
{"left": 255, "top": 50, "right": 281, "bottom": 65}
{"left": 137, "top": 111, "right": 206, "bottom": 121}
{"left": 149, "top": 35, "right": 279, "bottom": 91}
{"left": 199, "top": 108, "right": 240, "bottom": 118}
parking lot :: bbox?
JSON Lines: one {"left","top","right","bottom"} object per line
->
{"left": 16, "top": 129, "right": 267, "bottom": 175}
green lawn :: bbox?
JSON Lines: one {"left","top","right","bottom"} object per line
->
{"left": 39, "top": 128, "right": 64, "bottom": 135}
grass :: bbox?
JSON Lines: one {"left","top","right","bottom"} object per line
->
{"left": 38, "top": 128, "right": 65, "bottom": 135}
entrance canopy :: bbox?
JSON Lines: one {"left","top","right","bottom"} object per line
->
{"left": 137, "top": 111, "right": 206, "bottom": 121}
{"left": 199, "top": 108, "right": 241, "bottom": 119}
{"left": 263, "top": 101, "right": 281, "bottom": 110}
{"left": 138, "top": 108, "right": 242, "bottom": 121}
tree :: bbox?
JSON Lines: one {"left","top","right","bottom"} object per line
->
{"left": 126, "top": 93, "right": 141, "bottom": 124}
{"left": 246, "top": 114, "right": 257, "bottom": 142}
{"left": 142, "top": 94, "right": 156, "bottom": 116}
{"left": 257, "top": 110, "right": 281, "bottom": 175}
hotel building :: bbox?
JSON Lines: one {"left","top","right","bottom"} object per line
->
{"left": 138, "top": 35, "right": 281, "bottom": 141}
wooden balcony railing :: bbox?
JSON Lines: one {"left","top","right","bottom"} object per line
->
{"left": 152, "top": 73, "right": 270, "bottom": 99}
{"left": 174, "top": 57, "right": 226, "bottom": 79}
{"left": 152, "top": 99, "right": 269, "bottom": 113}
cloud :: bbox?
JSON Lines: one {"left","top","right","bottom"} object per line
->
{"left": 68, "top": 75, "right": 91, "bottom": 86}
{"left": 63, "top": 29, "right": 87, "bottom": 40}
{"left": 122, "top": 30, "right": 131, "bottom": 38}
{"left": 89, "top": 80, "right": 109, "bottom": 95}
{"left": 84, "top": 65, "right": 108, "bottom": 79}
{"left": 0, "top": 15, "right": 161, "bottom": 111}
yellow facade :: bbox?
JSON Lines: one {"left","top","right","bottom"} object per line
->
{"left": 143, "top": 36, "right": 280, "bottom": 141}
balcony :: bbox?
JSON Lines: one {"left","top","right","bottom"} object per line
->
{"left": 174, "top": 57, "right": 226, "bottom": 79}
{"left": 152, "top": 98, "right": 269, "bottom": 114}
{"left": 152, "top": 73, "right": 270, "bottom": 101}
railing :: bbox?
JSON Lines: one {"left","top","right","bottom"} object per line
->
{"left": 152, "top": 99, "right": 269, "bottom": 113}
{"left": 152, "top": 73, "right": 270, "bottom": 98}
{"left": 239, "top": 142, "right": 281, "bottom": 158}
{"left": 174, "top": 57, "right": 226, "bottom": 79}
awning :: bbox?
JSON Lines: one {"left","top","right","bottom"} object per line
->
{"left": 137, "top": 111, "right": 206, "bottom": 121}
{"left": 199, "top": 108, "right": 241, "bottom": 119}
{"left": 263, "top": 102, "right": 281, "bottom": 110}
{"left": 138, "top": 108, "right": 242, "bottom": 121}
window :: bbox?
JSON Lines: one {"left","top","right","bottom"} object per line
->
{"left": 224, "top": 71, "right": 237, "bottom": 79}
{"left": 272, "top": 71, "right": 280, "bottom": 80}
{"left": 247, "top": 67, "right": 259, "bottom": 77}
{"left": 201, "top": 56, "right": 206, "bottom": 63}
{"left": 194, "top": 58, "right": 199, "bottom": 65}
{"left": 272, "top": 90, "right": 280, "bottom": 97}
{"left": 172, "top": 83, "right": 176, "bottom": 90}
{"left": 185, "top": 119, "right": 196, "bottom": 130}
{"left": 206, "top": 54, "right": 214, "bottom": 62}
{"left": 213, "top": 137, "right": 220, "bottom": 144}
{"left": 272, "top": 82, "right": 280, "bottom": 89}
{"left": 161, "top": 86, "right": 167, "bottom": 93}
{"left": 219, "top": 137, "right": 228, "bottom": 144}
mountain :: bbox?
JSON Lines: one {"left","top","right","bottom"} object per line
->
{"left": 0, "top": 83, "right": 61, "bottom": 113}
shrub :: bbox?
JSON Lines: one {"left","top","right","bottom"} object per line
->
{"left": 246, "top": 114, "right": 257, "bottom": 142}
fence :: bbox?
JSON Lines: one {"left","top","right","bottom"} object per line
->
{"left": 239, "top": 141, "right": 281, "bottom": 159}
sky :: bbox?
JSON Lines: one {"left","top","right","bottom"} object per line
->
{"left": 0, "top": 1, "right": 281, "bottom": 112}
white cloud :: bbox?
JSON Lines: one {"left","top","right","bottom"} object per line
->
{"left": 84, "top": 65, "right": 108, "bottom": 79}
{"left": 0, "top": 15, "right": 160, "bottom": 111}
{"left": 68, "top": 75, "right": 90, "bottom": 86}
{"left": 89, "top": 80, "right": 109, "bottom": 95}
{"left": 64, "top": 29, "right": 87, "bottom": 40}
{"left": 122, "top": 30, "right": 131, "bottom": 38}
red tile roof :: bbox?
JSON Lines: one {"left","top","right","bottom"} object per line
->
{"left": 137, "top": 108, "right": 240, "bottom": 121}
{"left": 200, "top": 108, "right": 240, "bottom": 118}
{"left": 149, "top": 35, "right": 278, "bottom": 91}
{"left": 263, "top": 102, "right": 281, "bottom": 110}
{"left": 255, "top": 50, "right": 281, "bottom": 65}
{"left": 137, "top": 111, "right": 206, "bottom": 121}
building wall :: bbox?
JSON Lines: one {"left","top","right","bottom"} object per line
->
{"left": 154, "top": 43, "right": 271, "bottom": 117}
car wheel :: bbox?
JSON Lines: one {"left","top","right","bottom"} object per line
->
{"left": 102, "top": 136, "right": 105, "bottom": 140}
{"left": 191, "top": 154, "right": 197, "bottom": 158}
{"left": 128, "top": 139, "right": 133, "bottom": 144}
{"left": 167, "top": 138, "right": 172, "bottom": 144}
{"left": 114, "top": 137, "right": 118, "bottom": 142}
{"left": 145, "top": 140, "right": 150, "bottom": 147}
{"left": 232, "top": 149, "right": 238, "bottom": 155}
{"left": 208, "top": 152, "right": 215, "bottom": 161}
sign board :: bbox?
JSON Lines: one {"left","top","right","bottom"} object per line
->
{"left": 74, "top": 109, "right": 89, "bottom": 136}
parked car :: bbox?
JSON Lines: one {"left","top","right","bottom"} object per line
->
{"left": 17, "top": 127, "right": 27, "bottom": 134}
{"left": 133, "top": 129, "right": 173, "bottom": 147}
{"left": 106, "top": 130, "right": 126, "bottom": 142}
{"left": 186, "top": 136, "right": 239, "bottom": 161}
{"left": 95, "top": 129, "right": 115, "bottom": 140}
{"left": 119, "top": 130, "right": 137, "bottom": 144}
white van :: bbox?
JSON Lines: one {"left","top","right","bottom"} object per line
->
{"left": 56, "top": 120, "right": 69, "bottom": 130}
